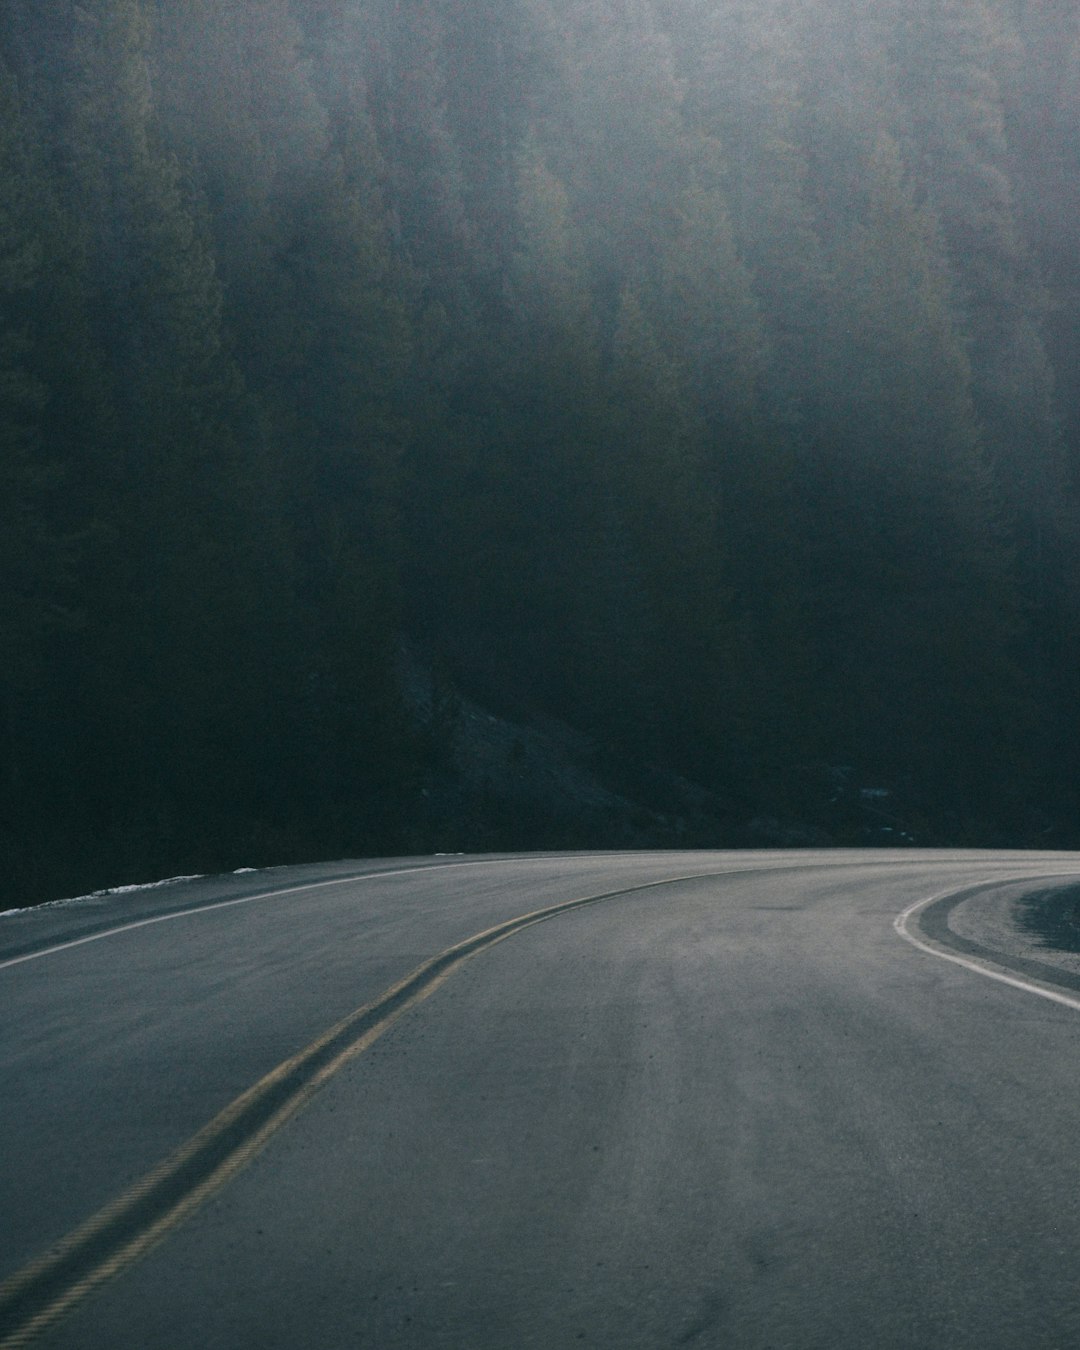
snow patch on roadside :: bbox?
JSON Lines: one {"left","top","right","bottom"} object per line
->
{"left": 0, "top": 873, "right": 207, "bottom": 919}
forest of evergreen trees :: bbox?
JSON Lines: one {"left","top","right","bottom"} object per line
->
{"left": 2, "top": 0, "right": 1080, "bottom": 905}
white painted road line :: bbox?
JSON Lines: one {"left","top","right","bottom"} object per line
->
{"left": 894, "top": 876, "right": 1080, "bottom": 1014}
{"left": 0, "top": 859, "right": 521, "bottom": 972}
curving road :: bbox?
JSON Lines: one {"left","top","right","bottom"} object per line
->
{"left": 4, "top": 849, "right": 1080, "bottom": 1348}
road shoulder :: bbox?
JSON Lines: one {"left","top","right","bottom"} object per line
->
{"left": 914, "top": 876, "right": 1080, "bottom": 998}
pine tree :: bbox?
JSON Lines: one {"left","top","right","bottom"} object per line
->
{"left": 811, "top": 132, "right": 1027, "bottom": 798}
{"left": 890, "top": 0, "right": 1063, "bottom": 546}
{"left": 540, "top": 0, "right": 687, "bottom": 290}
{"left": 0, "top": 60, "right": 53, "bottom": 764}
{"left": 658, "top": 0, "right": 829, "bottom": 434}
{"left": 0, "top": 51, "right": 117, "bottom": 897}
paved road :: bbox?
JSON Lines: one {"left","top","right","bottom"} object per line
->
{"left": 4, "top": 850, "right": 1080, "bottom": 1348}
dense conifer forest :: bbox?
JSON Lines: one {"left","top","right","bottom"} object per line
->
{"left": 2, "top": 0, "right": 1079, "bottom": 904}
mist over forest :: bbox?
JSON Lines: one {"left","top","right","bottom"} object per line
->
{"left": 2, "top": 0, "right": 1079, "bottom": 904}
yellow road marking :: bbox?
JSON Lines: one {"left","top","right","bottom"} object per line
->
{"left": 10, "top": 856, "right": 1069, "bottom": 1346}
{"left": 0, "top": 869, "right": 733, "bottom": 1348}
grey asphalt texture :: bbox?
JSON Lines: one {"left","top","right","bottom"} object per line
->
{"left": 4, "top": 849, "right": 1080, "bottom": 1349}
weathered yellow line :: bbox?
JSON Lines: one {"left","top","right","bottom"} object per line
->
{"left": 0, "top": 869, "right": 733, "bottom": 1349}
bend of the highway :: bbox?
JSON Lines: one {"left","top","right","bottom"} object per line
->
{"left": 3, "top": 849, "right": 1080, "bottom": 1349}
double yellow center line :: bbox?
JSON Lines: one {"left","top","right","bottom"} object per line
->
{"left": 0, "top": 869, "right": 727, "bottom": 1348}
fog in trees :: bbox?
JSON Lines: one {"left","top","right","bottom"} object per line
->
{"left": 2, "top": 0, "right": 1078, "bottom": 903}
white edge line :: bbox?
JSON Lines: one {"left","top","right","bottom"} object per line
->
{"left": 894, "top": 875, "right": 1080, "bottom": 1014}
{"left": 0, "top": 850, "right": 735, "bottom": 973}
{"left": 0, "top": 851, "right": 838, "bottom": 974}
{"left": 14, "top": 856, "right": 1080, "bottom": 985}
{"left": 0, "top": 859, "right": 523, "bottom": 972}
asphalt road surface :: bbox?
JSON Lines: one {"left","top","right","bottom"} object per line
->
{"left": 4, "top": 849, "right": 1080, "bottom": 1349}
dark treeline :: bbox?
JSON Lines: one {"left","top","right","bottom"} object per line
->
{"left": 2, "top": 0, "right": 1079, "bottom": 903}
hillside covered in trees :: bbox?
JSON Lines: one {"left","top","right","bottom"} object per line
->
{"left": 2, "top": 0, "right": 1080, "bottom": 904}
